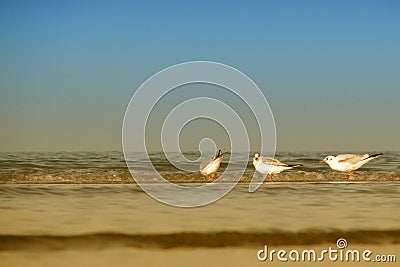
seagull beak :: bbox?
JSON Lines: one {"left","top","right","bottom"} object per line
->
{"left": 319, "top": 159, "right": 325, "bottom": 163}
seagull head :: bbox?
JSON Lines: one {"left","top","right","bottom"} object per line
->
{"left": 319, "top": 155, "right": 335, "bottom": 163}
{"left": 254, "top": 152, "right": 260, "bottom": 161}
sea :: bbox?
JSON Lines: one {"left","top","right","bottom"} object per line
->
{"left": 0, "top": 151, "right": 399, "bottom": 251}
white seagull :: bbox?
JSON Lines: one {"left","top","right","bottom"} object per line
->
{"left": 200, "top": 150, "right": 224, "bottom": 181}
{"left": 253, "top": 153, "right": 302, "bottom": 181}
{"left": 320, "top": 153, "right": 383, "bottom": 179}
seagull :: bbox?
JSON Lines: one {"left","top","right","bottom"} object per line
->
{"left": 320, "top": 153, "right": 383, "bottom": 179}
{"left": 200, "top": 150, "right": 224, "bottom": 181}
{"left": 253, "top": 153, "right": 302, "bottom": 181}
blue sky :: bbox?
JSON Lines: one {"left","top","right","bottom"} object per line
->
{"left": 0, "top": 0, "right": 399, "bottom": 151}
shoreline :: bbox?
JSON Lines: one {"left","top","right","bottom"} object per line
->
{"left": 1, "top": 180, "right": 400, "bottom": 185}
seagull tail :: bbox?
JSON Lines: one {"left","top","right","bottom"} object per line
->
{"left": 288, "top": 164, "right": 302, "bottom": 168}
{"left": 217, "top": 150, "right": 223, "bottom": 158}
{"left": 367, "top": 153, "right": 383, "bottom": 160}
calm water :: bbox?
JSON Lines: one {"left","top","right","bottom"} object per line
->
{"left": 0, "top": 151, "right": 399, "bottom": 249}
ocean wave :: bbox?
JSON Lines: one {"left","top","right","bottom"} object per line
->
{"left": 1, "top": 229, "right": 400, "bottom": 251}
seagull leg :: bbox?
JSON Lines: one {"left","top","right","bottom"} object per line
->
{"left": 345, "top": 171, "right": 355, "bottom": 180}
{"left": 268, "top": 174, "right": 273, "bottom": 181}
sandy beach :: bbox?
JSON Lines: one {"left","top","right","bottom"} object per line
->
{"left": 1, "top": 244, "right": 399, "bottom": 267}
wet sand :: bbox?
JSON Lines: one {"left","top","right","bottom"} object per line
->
{"left": 1, "top": 244, "right": 398, "bottom": 267}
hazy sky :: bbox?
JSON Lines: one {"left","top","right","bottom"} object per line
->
{"left": 1, "top": 0, "right": 399, "bottom": 152}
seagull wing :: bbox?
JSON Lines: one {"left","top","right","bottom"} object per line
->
{"left": 261, "top": 157, "right": 288, "bottom": 167}
{"left": 200, "top": 159, "right": 212, "bottom": 171}
{"left": 337, "top": 154, "right": 369, "bottom": 164}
